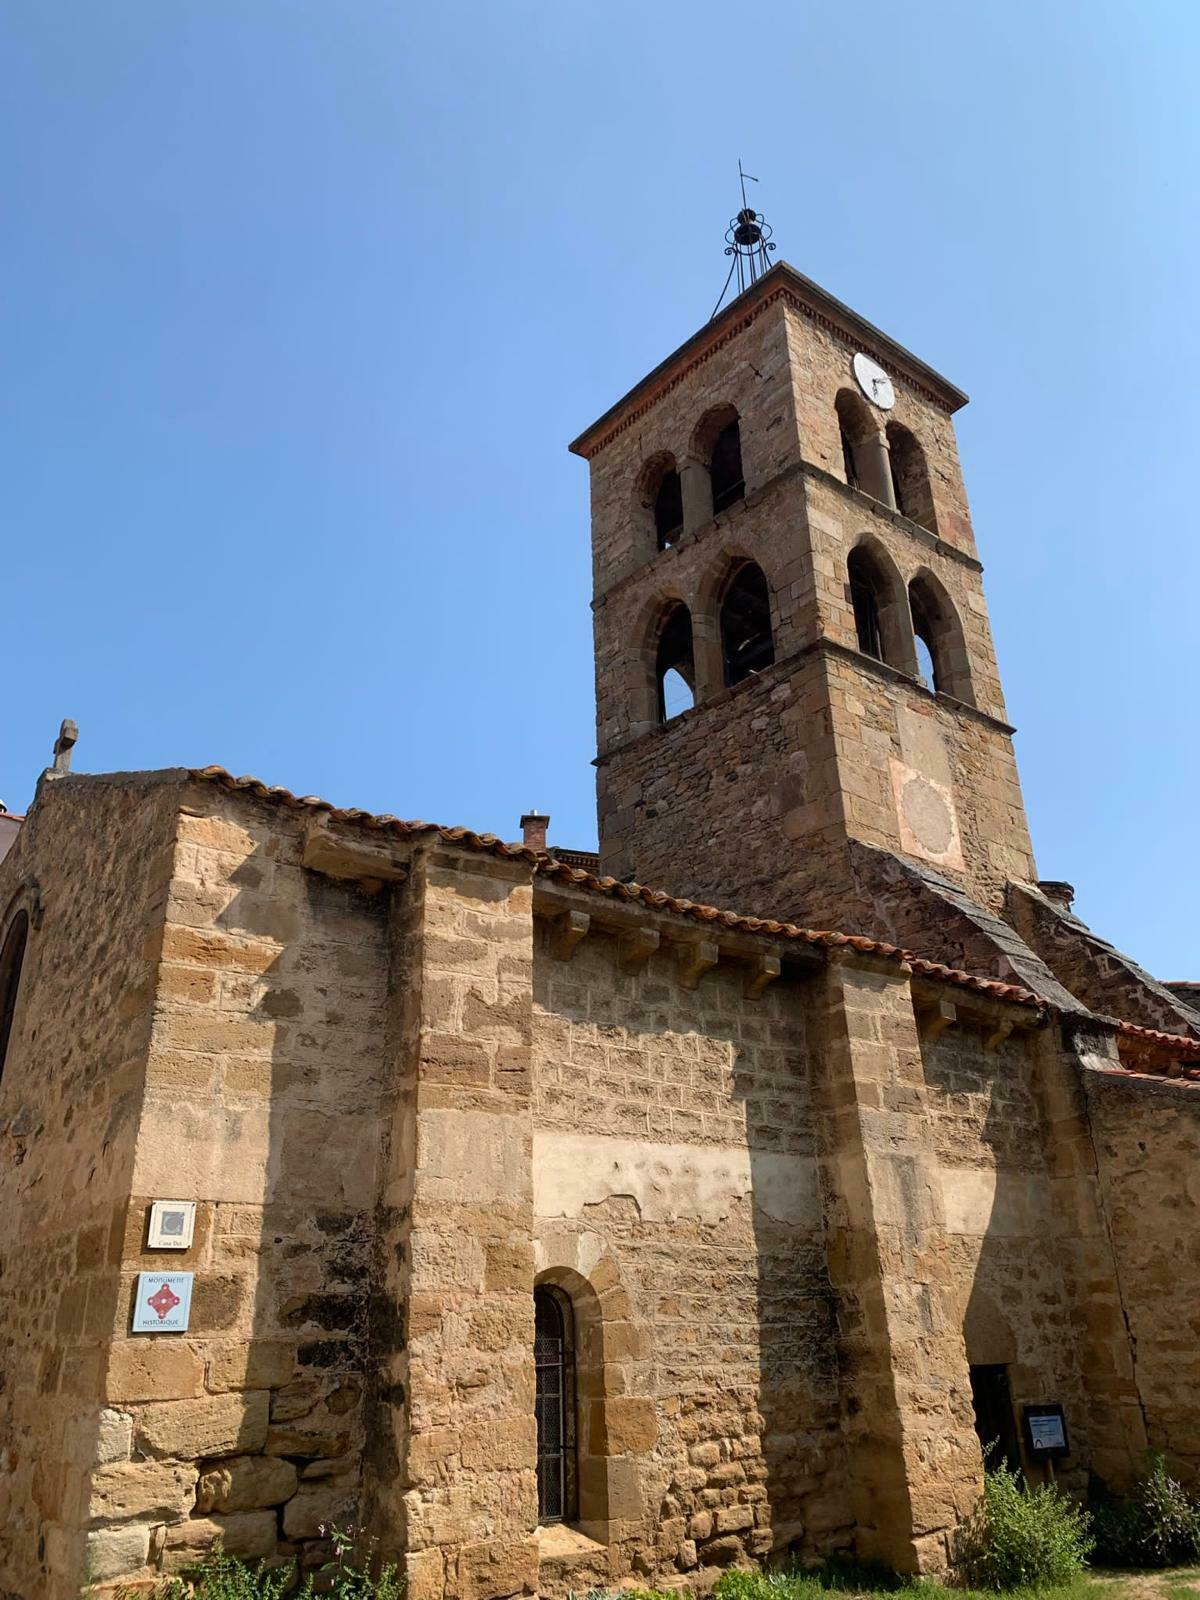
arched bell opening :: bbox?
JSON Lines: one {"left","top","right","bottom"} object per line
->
{"left": 655, "top": 601, "right": 696, "bottom": 723}
{"left": 719, "top": 561, "right": 775, "bottom": 688}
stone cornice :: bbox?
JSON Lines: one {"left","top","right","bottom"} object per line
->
{"left": 814, "top": 638, "right": 1017, "bottom": 735}
{"left": 592, "top": 461, "right": 806, "bottom": 609}
{"left": 595, "top": 637, "right": 1016, "bottom": 768}
{"left": 800, "top": 462, "right": 983, "bottom": 574}
{"left": 568, "top": 261, "right": 968, "bottom": 462}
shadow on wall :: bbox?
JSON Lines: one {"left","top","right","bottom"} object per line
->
{"left": 123, "top": 811, "right": 395, "bottom": 1582}
{"left": 0, "top": 776, "right": 180, "bottom": 1598}
{"left": 532, "top": 931, "right": 851, "bottom": 1580}
{"left": 924, "top": 1027, "right": 1095, "bottom": 1498}
{"left": 734, "top": 978, "right": 851, "bottom": 1566}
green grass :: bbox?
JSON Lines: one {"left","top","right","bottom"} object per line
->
{"left": 606, "top": 1560, "right": 1200, "bottom": 1600}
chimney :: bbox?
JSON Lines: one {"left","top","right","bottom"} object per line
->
{"left": 520, "top": 811, "right": 549, "bottom": 853}
{"left": 1038, "top": 880, "right": 1075, "bottom": 911}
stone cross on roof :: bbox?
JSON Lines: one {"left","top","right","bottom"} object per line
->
{"left": 50, "top": 718, "right": 78, "bottom": 776}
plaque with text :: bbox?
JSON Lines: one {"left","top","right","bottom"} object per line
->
{"left": 131, "top": 1271, "right": 194, "bottom": 1334}
{"left": 1023, "top": 1403, "right": 1069, "bottom": 1459}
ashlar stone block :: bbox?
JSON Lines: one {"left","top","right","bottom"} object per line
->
{"left": 282, "top": 1479, "right": 358, "bottom": 1540}
{"left": 135, "top": 1391, "right": 270, "bottom": 1461}
{"left": 88, "top": 1461, "right": 198, "bottom": 1526}
{"left": 196, "top": 1455, "right": 298, "bottom": 1514}
{"left": 162, "top": 1510, "right": 277, "bottom": 1572}
{"left": 84, "top": 1523, "right": 152, "bottom": 1583}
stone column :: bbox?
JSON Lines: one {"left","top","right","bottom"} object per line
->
{"left": 691, "top": 611, "right": 725, "bottom": 703}
{"left": 857, "top": 431, "right": 897, "bottom": 511}
{"left": 817, "top": 953, "right": 982, "bottom": 1573}
{"left": 371, "top": 844, "right": 538, "bottom": 1600}
{"left": 679, "top": 459, "right": 712, "bottom": 536}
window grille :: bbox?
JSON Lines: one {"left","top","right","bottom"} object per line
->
{"left": 534, "top": 1285, "right": 577, "bottom": 1523}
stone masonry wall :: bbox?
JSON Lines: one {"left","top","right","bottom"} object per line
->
{"left": 0, "top": 773, "right": 181, "bottom": 1600}
{"left": 586, "top": 301, "right": 800, "bottom": 613}
{"left": 596, "top": 650, "right": 845, "bottom": 918}
{"left": 532, "top": 919, "right": 850, "bottom": 1590}
{"left": 588, "top": 285, "right": 1035, "bottom": 918}
{"left": 1086, "top": 1070, "right": 1200, "bottom": 1485}
{"left": 779, "top": 301, "right": 976, "bottom": 560}
{"left": 813, "top": 956, "right": 983, "bottom": 1571}
{"left": 93, "top": 784, "right": 394, "bottom": 1589}
{"left": 378, "top": 846, "right": 541, "bottom": 1600}
{"left": 597, "top": 633, "right": 1033, "bottom": 928}
{"left": 920, "top": 1025, "right": 1092, "bottom": 1487}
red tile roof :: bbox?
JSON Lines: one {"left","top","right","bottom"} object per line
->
{"left": 189, "top": 766, "right": 1199, "bottom": 1076}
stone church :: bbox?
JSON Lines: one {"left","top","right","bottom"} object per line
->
{"left": 0, "top": 254, "right": 1197, "bottom": 1600}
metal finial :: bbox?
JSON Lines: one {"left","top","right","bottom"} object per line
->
{"left": 50, "top": 718, "right": 78, "bottom": 776}
{"left": 711, "top": 162, "right": 778, "bottom": 320}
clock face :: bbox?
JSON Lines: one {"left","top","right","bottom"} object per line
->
{"left": 852, "top": 352, "right": 895, "bottom": 410}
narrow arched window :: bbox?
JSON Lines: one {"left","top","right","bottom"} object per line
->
{"left": 908, "top": 573, "right": 974, "bottom": 704}
{"left": 535, "top": 1285, "right": 577, "bottom": 1525}
{"left": 710, "top": 420, "right": 744, "bottom": 513}
{"left": 846, "top": 541, "right": 916, "bottom": 673}
{"left": 0, "top": 910, "right": 30, "bottom": 1084}
{"left": 654, "top": 469, "right": 683, "bottom": 548}
{"left": 637, "top": 453, "right": 684, "bottom": 553}
{"left": 848, "top": 548, "right": 884, "bottom": 662}
{"left": 720, "top": 562, "right": 775, "bottom": 687}
{"left": 655, "top": 602, "right": 695, "bottom": 722}
{"left": 886, "top": 422, "right": 937, "bottom": 532}
{"left": 910, "top": 583, "right": 940, "bottom": 690}
{"left": 836, "top": 390, "right": 875, "bottom": 495}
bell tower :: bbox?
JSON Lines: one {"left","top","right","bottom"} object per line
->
{"left": 569, "top": 229, "right": 1036, "bottom": 925}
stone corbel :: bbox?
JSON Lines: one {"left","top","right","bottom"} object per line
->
{"left": 984, "top": 1021, "right": 1014, "bottom": 1053}
{"left": 302, "top": 817, "right": 410, "bottom": 888}
{"left": 918, "top": 999, "right": 957, "bottom": 1041}
{"left": 678, "top": 939, "right": 719, "bottom": 991}
{"left": 618, "top": 928, "right": 660, "bottom": 973}
{"left": 551, "top": 910, "right": 591, "bottom": 962}
{"left": 743, "top": 953, "right": 781, "bottom": 1000}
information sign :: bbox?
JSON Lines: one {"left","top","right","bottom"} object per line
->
{"left": 147, "top": 1200, "right": 196, "bottom": 1250}
{"left": 1023, "top": 1404, "right": 1069, "bottom": 1459}
{"left": 132, "top": 1271, "right": 194, "bottom": 1334}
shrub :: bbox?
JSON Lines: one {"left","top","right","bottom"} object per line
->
{"left": 958, "top": 1464, "right": 1093, "bottom": 1590}
{"left": 151, "top": 1526, "right": 405, "bottom": 1600}
{"left": 154, "top": 1547, "right": 293, "bottom": 1600}
{"left": 1090, "top": 1452, "right": 1200, "bottom": 1568}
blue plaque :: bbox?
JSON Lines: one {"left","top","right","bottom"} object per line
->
{"left": 131, "top": 1271, "right": 194, "bottom": 1334}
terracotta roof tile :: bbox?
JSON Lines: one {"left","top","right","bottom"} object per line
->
{"left": 188, "top": 766, "right": 1198, "bottom": 1080}
{"left": 1117, "top": 1019, "right": 1200, "bottom": 1059}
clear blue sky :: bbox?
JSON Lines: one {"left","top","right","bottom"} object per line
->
{"left": 2, "top": 3, "right": 1197, "bottom": 976}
